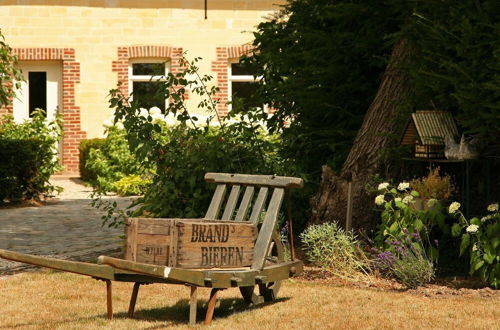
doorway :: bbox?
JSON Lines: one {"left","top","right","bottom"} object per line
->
{"left": 13, "top": 61, "right": 63, "bottom": 160}
{"left": 13, "top": 61, "right": 62, "bottom": 123}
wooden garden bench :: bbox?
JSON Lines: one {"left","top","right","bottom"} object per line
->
{"left": 0, "top": 173, "right": 303, "bottom": 325}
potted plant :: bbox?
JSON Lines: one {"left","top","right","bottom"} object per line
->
{"left": 410, "top": 168, "right": 455, "bottom": 211}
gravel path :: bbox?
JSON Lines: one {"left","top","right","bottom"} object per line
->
{"left": 0, "top": 176, "right": 134, "bottom": 274}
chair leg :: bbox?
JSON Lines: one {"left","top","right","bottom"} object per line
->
{"left": 105, "top": 280, "right": 113, "bottom": 320}
{"left": 204, "top": 288, "right": 220, "bottom": 325}
{"left": 189, "top": 286, "right": 198, "bottom": 325}
{"left": 128, "top": 282, "right": 141, "bottom": 318}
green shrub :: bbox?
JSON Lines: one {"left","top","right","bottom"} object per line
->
{"left": 125, "top": 119, "right": 282, "bottom": 221}
{"left": 113, "top": 174, "right": 152, "bottom": 196}
{"left": 300, "top": 222, "right": 370, "bottom": 277}
{"left": 373, "top": 181, "right": 443, "bottom": 262}
{"left": 0, "top": 138, "right": 45, "bottom": 201}
{"left": 78, "top": 138, "right": 105, "bottom": 182}
{"left": 84, "top": 127, "right": 147, "bottom": 192}
{"left": 372, "top": 230, "right": 435, "bottom": 289}
{"left": 0, "top": 31, "right": 23, "bottom": 108}
{"left": 96, "top": 55, "right": 285, "bottom": 227}
{"left": 450, "top": 202, "right": 500, "bottom": 289}
{"left": 0, "top": 110, "right": 62, "bottom": 202}
{"left": 391, "top": 254, "right": 435, "bottom": 289}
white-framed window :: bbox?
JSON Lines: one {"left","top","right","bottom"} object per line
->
{"left": 228, "top": 60, "right": 263, "bottom": 111}
{"left": 129, "top": 59, "right": 169, "bottom": 110}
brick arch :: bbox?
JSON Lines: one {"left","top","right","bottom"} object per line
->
{"left": 211, "top": 45, "right": 254, "bottom": 116}
{"left": 2, "top": 48, "right": 85, "bottom": 173}
{"left": 112, "top": 45, "right": 184, "bottom": 97}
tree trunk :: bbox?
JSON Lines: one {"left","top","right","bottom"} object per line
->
{"left": 310, "top": 39, "right": 415, "bottom": 232}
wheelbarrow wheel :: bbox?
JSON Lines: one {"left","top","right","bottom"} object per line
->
{"left": 240, "top": 231, "right": 285, "bottom": 304}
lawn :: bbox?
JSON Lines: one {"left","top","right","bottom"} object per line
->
{"left": 1, "top": 270, "right": 498, "bottom": 329}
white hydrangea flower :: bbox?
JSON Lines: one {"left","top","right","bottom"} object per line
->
{"left": 164, "top": 116, "right": 178, "bottom": 127}
{"left": 375, "top": 195, "right": 385, "bottom": 206}
{"left": 48, "top": 129, "right": 59, "bottom": 138}
{"left": 427, "top": 198, "right": 438, "bottom": 208}
{"left": 239, "top": 114, "right": 251, "bottom": 122}
{"left": 448, "top": 201, "right": 461, "bottom": 214}
{"left": 481, "top": 215, "right": 492, "bottom": 223}
{"left": 102, "top": 119, "right": 113, "bottom": 128}
{"left": 487, "top": 203, "right": 499, "bottom": 212}
{"left": 139, "top": 108, "right": 149, "bottom": 118}
{"left": 225, "top": 119, "right": 239, "bottom": 125}
{"left": 149, "top": 106, "right": 162, "bottom": 116}
{"left": 394, "top": 197, "right": 402, "bottom": 203}
{"left": 378, "top": 182, "right": 390, "bottom": 191}
{"left": 257, "top": 120, "right": 269, "bottom": 132}
{"left": 115, "top": 122, "right": 124, "bottom": 130}
{"left": 397, "top": 182, "right": 410, "bottom": 191}
{"left": 152, "top": 112, "right": 165, "bottom": 120}
{"left": 472, "top": 243, "right": 478, "bottom": 252}
{"left": 402, "top": 195, "right": 414, "bottom": 204}
{"left": 466, "top": 224, "right": 479, "bottom": 233}
{"left": 152, "top": 118, "right": 164, "bottom": 125}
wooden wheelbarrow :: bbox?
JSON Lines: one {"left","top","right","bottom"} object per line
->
{"left": 0, "top": 173, "right": 303, "bottom": 325}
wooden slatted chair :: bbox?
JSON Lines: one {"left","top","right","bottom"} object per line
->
{"left": 0, "top": 173, "right": 303, "bottom": 325}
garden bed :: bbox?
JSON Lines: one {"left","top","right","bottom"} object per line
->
{"left": 297, "top": 267, "right": 499, "bottom": 299}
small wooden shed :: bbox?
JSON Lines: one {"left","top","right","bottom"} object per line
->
{"left": 401, "top": 110, "right": 459, "bottom": 159}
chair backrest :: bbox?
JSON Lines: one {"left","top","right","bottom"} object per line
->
{"left": 204, "top": 173, "right": 303, "bottom": 270}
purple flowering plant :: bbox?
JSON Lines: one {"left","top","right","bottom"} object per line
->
{"left": 373, "top": 182, "right": 441, "bottom": 263}
{"left": 372, "top": 230, "right": 435, "bottom": 289}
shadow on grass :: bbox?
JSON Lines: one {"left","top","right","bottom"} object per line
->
{"left": 114, "top": 296, "right": 290, "bottom": 326}
{"left": 0, "top": 297, "right": 290, "bottom": 329}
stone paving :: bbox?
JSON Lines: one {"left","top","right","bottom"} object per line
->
{"left": 0, "top": 176, "right": 134, "bottom": 274}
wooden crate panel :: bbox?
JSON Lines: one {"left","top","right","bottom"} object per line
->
{"left": 136, "top": 219, "right": 172, "bottom": 235}
{"left": 125, "top": 218, "right": 257, "bottom": 269}
{"left": 126, "top": 218, "right": 176, "bottom": 265}
{"left": 136, "top": 244, "right": 169, "bottom": 265}
{"left": 176, "top": 222, "right": 256, "bottom": 268}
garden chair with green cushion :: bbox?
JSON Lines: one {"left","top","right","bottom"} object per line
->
{"left": 0, "top": 172, "right": 303, "bottom": 325}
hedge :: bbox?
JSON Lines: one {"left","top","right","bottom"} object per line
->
{"left": 0, "top": 137, "right": 53, "bottom": 202}
{"left": 78, "top": 138, "right": 106, "bottom": 182}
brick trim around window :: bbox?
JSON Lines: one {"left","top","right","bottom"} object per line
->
{"left": 211, "top": 45, "right": 254, "bottom": 116}
{"left": 112, "top": 45, "right": 185, "bottom": 97}
{"left": 0, "top": 48, "right": 85, "bottom": 174}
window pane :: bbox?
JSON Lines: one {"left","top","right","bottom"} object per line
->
{"left": 132, "top": 63, "right": 164, "bottom": 76}
{"left": 231, "top": 62, "right": 258, "bottom": 76}
{"left": 132, "top": 81, "right": 165, "bottom": 110}
{"left": 232, "top": 82, "right": 261, "bottom": 110}
{"left": 28, "top": 71, "right": 47, "bottom": 117}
